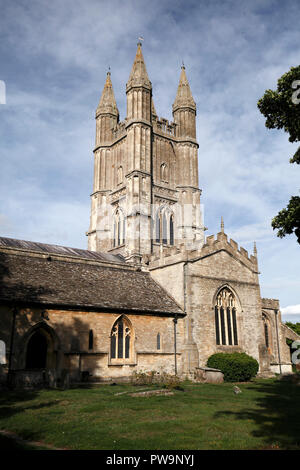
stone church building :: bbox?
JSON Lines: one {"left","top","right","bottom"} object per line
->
{"left": 0, "top": 43, "right": 298, "bottom": 386}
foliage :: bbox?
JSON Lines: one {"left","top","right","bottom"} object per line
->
{"left": 257, "top": 65, "right": 300, "bottom": 163}
{"left": 130, "top": 370, "right": 183, "bottom": 390}
{"left": 285, "top": 321, "right": 300, "bottom": 336}
{"left": 207, "top": 352, "right": 259, "bottom": 382}
{"left": 271, "top": 196, "right": 300, "bottom": 244}
{"left": 257, "top": 66, "right": 300, "bottom": 244}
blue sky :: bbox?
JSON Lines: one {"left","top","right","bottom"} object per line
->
{"left": 0, "top": 0, "right": 299, "bottom": 321}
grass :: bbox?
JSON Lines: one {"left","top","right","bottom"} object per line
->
{"left": 0, "top": 377, "right": 299, "bottom": 450}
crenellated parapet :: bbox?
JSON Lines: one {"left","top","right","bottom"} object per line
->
{"left": 147, "top": 229, "right": 259, "bottom": 273}
{"left": 153, "top": 117, "right": 177, "bottom": 137}
{"left": 261, "top": 298, "right": 280, "bottom": 310}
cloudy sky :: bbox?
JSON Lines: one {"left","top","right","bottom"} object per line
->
{"left": 0, "top": 0, "right": 299, "bottom": 321}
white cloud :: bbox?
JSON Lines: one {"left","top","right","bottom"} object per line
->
{"left": 281, "top": 305, "right": 300, "bottom": 315}
{"left": 0, "top": 0, "right": 299, "bottom": 309}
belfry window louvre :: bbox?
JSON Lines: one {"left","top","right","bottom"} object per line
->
{"left": 155, "top": 208, "right": 175, "bottom": 245}
{"left": 215, "top": 288, "right": 238, "bottom": 346}
{"left": 110, "top": 317, "right": 131, "bottom": 360}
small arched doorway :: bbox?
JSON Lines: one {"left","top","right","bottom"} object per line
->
{"left": 26, "top": 331, "right": 48, "bottom": 369}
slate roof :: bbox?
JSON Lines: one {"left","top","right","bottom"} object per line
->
{"left": 0, "top": 237, "right": 183, "bottom": 316}
{"left": 0, "top": 237, "right": 126, "bottom": 265}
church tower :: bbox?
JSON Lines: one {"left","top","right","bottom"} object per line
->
{"left": 87, "top": 43, "right": 204, "bottom": 262}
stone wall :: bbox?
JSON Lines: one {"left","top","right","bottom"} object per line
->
{"left": 0, "top": 306, "right": 184, "bottom": 382}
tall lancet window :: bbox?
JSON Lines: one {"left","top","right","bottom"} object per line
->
{"left": 215, "top": 288, "right": 238, "bottom": 346}
{"left": 160, "top": 163, "right": 168, "bottom": 182}
{"left": 110, "top": 316, "right": 132, "bottom": 361}
{"left": 113, "top": 209, "right": 125, "bottom": 247}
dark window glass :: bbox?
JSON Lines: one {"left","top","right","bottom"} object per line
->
{"left": 156, "top": 213, "right": 160, "bottom": 243}
{"left": 125, "top": 330, "right": 130, "bottom": 358}
{"left": 111, "top": 330, "right": 116, "bottom": 359}
{"left": 226, "top": 307, "right": 232, "bottom": 345}
{"left": 215, "top": 306, "right": 220, "bottom": 345}
{"left": 170, "top": 216, "right": 174, "bottom": 245}
{"left": 232, "top": 308, "right": 238, "bottom": 345}
{"left": 117, "top": 320, "right": 124, "bottom": 358}
{"left": 162, "top": 214, "right": 167, "bottom": 244}
{"left": 89, "top": 330, "right": 93, "bottom": 350}
{"left": 157, "top": 333, "right": 161, "bottom": 350}
{"left": 220, "top": 307, "right": 226, "bottom": 345}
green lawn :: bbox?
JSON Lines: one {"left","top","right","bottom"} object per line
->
{"left": 0, "top": 377, "right": 299, "bottom": 450}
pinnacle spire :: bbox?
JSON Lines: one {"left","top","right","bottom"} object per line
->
{"left": 253, "top": 241, "right": 257, "bottom": 256}
{"left": 97, "top": 71, "right": 119, "bottom": 117}
{"left": 126, "top": 42, "right": 151, "bottom": 90}
{"left": 172, "top": 65, "right": 196, "bottom": 112}
{"left": 221, "top": 216, "right": 224, "bottom": 233}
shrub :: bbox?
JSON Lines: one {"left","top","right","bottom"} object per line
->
{"left": 206, "top": 352, "right": 259, "bottom": 382}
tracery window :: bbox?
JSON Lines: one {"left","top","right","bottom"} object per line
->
{"left": 215, "top": 288, "right": 238, "bottom": 346}
{"left": 110, "top": 316, "right": 132, "bottom": 361}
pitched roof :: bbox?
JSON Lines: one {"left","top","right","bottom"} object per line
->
{"left": 0, "top": 238, "right": 183, "bottom": 316}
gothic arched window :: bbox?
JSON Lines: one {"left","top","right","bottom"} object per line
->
{"left": 215, "top": 288, "right": 238, "bottom": 346}
{"left": 110, "top": 316, "right": 132, "bottom": 361}
{"left": 160, "top": 163, "right": 168, "bottom": 182}
{"left": 113, "top": 209, "right": 125, "bottom": 247}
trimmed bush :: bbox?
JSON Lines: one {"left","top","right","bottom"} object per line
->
{"left": 206, "top": 352, "right": 259, "bottom": 382}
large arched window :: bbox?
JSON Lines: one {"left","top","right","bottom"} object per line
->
{"left": 110, "top": 316, "right": 132, "bottom": 361}
{"left": 113, "top": 209, "right": 125, "bottom": 247}
{"left": 215, "top": 287, "right": 238, "bottom": 346}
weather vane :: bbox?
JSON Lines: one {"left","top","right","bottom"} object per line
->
{"left": 138, "top": 36, "right": 144, "bottom": 43}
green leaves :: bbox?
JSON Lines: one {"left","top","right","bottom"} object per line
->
{"left": 258, "top": 65, "right": 300, "bottom": 244}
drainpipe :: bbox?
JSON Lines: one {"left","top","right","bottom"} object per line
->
{"left": 173, "top": 314, "right": 178, "bottom": 375}
{"left": 275, "top": 309, "right": 282, "bottom": 375}
{"left": 183, "top": 261, "right": 191, "bottom": 371}
{"left": 7, "top": 304, "right": 18, "bottom": 387}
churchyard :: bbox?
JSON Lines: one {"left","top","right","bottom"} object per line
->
{"left": 0, "top": 376, "right": 299, "bottom": 450}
